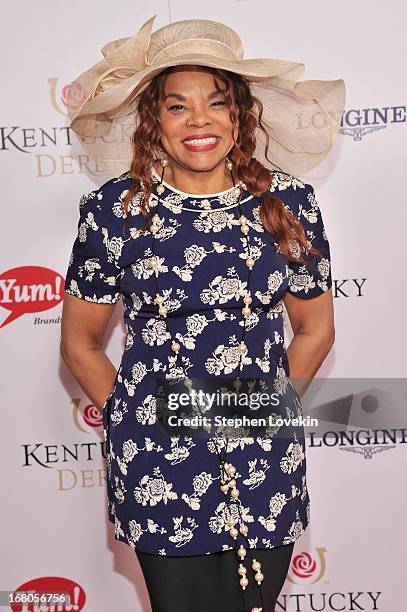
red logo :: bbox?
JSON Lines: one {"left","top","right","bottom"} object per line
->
{"left": 0, "top": 267, "right": 63, "bottom": 328}
{"left": 291, "top": 551, "right": 317, "bottom": 578}
{"left": 11, "top": 576, "right": 85, "bottom": 611}
{"left": 287, "top": 547, "right": 327, "bottom": 584}
{"left": 83, "top": 403, "right": 103, "bottom": 429}
{"left": 60, "top": 83, "right": 72, "bottom": 108}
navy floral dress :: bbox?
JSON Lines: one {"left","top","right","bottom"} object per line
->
{"left": 64, "top": 167, "right": 332, "bottom": 556}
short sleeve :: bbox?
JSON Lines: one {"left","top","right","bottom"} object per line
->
{"left": 285, "top": 183, "right": 333, "bottom": 299}
{"left": 64, "top": 186, "right": 125, "bottom": 304}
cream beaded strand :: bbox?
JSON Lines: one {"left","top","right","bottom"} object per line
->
{"left": 149, "top": 156, "right": 264, "bottom": 612}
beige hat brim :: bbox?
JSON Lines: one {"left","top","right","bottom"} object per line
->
{"left": 70, "top": 55, "right": 306, "bottom": 121}
{"left": 67, "top": 17, "right": 346, "bottom": 177}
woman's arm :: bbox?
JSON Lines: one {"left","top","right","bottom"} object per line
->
{"left": 283, "top": 288, "right": 335, "bottom": 398}
{"left": 60, "top": 294, "right": 118, "bottom": 412}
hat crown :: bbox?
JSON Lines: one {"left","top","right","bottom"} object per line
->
{"left": 147, "top": 19, "right": 244, "bottom": 65}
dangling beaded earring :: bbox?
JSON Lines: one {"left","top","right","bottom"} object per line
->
{"left": 156, "top": 156, "right": 168, "bottom": 195}
{"left": 225, "top": 155, "right": 242, "bottom": 199}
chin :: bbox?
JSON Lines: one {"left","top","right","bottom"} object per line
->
{"left": 187, "top": 163, "right": 222, "bottom": 172}
{"left": 180, "top": 155, "right": 226, "bottom": 170}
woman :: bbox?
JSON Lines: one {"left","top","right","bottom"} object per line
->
{"left": 61, "top": 16, "right": 345, "bottom": 612}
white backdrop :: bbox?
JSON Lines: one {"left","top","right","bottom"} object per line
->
{"left": 1, "top": 1, "right": 406, "bottom": 610}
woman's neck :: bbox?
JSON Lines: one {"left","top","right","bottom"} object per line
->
{"left": 152, "top": 160, "right": 234, "bottom": 195}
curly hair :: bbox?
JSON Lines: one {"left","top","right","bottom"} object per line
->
{"left": 121, "top": 65, "right": 322, "bottom": 265}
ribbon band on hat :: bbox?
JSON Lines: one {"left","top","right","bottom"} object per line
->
{"left": 151, "top": 39, "right": 242, "bottom": 64}
{"left": 102, "top": 15, "right": 155, "bottom": 67}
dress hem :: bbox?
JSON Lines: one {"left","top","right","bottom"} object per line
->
{"left": 107, "top": 514, "right": 310, "bottom": 557}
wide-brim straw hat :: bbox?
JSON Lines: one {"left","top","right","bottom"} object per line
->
{"left": 67, "top": 14, "right": 346, "bottom": 177}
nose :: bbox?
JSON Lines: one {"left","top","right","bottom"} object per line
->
{"left": 186, "top": 104, "right": 213, "bottom": 127}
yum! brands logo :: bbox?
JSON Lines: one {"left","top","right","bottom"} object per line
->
{"left": 0, "top": 266, "right": 63, "bottom": 328}
{"left": 11, "top": 576, "right": 86, "bottom": 611}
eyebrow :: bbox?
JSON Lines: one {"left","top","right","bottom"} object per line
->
{"left": 164, "top": 90, "right": 225, "bottom": 101}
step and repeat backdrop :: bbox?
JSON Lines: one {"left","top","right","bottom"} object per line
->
{"left": 1, "top": 0, "right": 406, "bottom": 610}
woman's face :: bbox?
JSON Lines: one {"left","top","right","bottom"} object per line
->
{"left": 157, "top": 66, "right": 238, "bottom": 172}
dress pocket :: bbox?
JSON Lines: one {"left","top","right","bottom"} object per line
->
{"left": 102, "top": 387, "right": 114, "bottom": 442}
{"left": 288, "top": 377, "right": 302, "bottom": 404}
{"left": 101, "top": 368, "right": 121, "bottom": 440}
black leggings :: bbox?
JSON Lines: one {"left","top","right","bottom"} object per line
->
{"left": 135, "top": 543, "right": 295, "bottom": 612}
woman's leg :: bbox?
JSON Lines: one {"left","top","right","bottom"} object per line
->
{"left": 135, "top": 542, "right": 295, "bottom": 612}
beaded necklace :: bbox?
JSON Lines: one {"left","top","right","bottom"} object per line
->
{"left": 148, "top": 159, "right": 264, "bottom": 612}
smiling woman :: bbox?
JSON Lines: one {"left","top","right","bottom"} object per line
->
{"left": 62, "top": 14, "right": 345, "bottom": 612}
{"left": 160, "top": 70, "right": 236, "bottom": 166}
{"left": 122, "top": 64, "right": 332, "bottom": 269}
{"left": 153, "top": 66, "right": 238, "bottom": 193}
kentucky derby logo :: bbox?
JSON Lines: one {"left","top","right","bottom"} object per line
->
{"left": 287, "top": 547, "right": 327, "bottom": 584}
{"left": 71, "top": 398, "right": 103, "bottom": 433}
{"left": 48, "top": 77, "right": 85, "bottom": 117}
{"left": 48, "top": 77, "right": 80, "bottom": 116}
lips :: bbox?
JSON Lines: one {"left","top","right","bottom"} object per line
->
{"left": 182, "top": 135, "right": 221, "bottom": 152}
{"left": 182, "top": 136, "right": 219, "bottom": 145}
{"left": 182, "top": 133, "right": 220, "bottom": 143}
